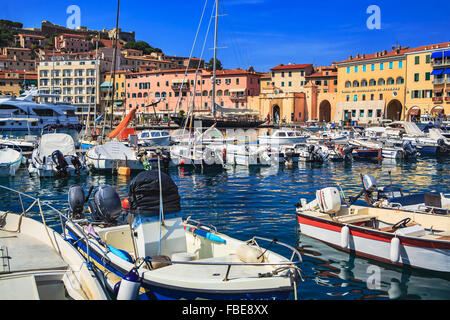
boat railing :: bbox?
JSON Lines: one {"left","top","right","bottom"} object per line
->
{"left": 0, "top": 185, "right": 94, "bottom": 270}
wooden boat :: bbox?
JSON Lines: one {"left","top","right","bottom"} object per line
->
{"left": 0, "top": 186, "right": 108, "bottom": 300}
{"left": 295, "top": 185, "right": 450, "bottom": 273}
{"left": 64, "top": 170, "right": 303, "bottom": 300}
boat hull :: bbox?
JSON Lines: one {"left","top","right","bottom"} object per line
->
{"left": 296, "top": 213, "right": 450, "bottom": 273}
{"left": 65, "top": 225, "right": 293, "bottom": 300}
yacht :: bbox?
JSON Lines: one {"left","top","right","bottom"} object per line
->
{"left": 0, "top": 89, "right": 80, "bottom": 132}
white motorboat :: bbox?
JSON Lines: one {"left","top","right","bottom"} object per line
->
{"left": 86, "top": 141, "right": 145, "bottom": 172}
{"left": 258, "top": 128, "right": 309, "bottom": 146}
{"left": 28, "top": 133, "right": 85, "bottom": 178}
{"left": 0, "top": 134, "right": 38, "bottom": 152}
{"left": 295, "top": 144, "right": 330, "bottom": 163}
{"left": 0, "top": 186, "right": 109, "bottom": 300}
{"left": 348, "top": 139, "right": 419, "bottom": 160}
{"left": 307, "top": 130, "right": 352, "bottom": 145}
{"left": 138, "top": 130, "right": 171, "bottom": 147}
{"left": 0, "top": 147, "right": 22, "bottom": 177}
{"left": 225, "top": 143, "right": 275, "bottom": 167}
{"left": 295, "top": 180, "right": 450, "bottom": 273}
{"left": 63, "top": 171, "right": 303, "bottom": 300}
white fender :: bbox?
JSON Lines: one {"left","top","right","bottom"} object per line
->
{"left": 117, "top": 269, "right": 141, "bottom": 300}
{"left": 341, "top": 225, "right": 350, "bottom": 249}
{"left": 390, "top": 237, "right": 400, "bottom": 264}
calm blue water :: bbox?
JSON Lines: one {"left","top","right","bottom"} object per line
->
{"left": 0, "top": 155, "right": 449, "bottom": 300}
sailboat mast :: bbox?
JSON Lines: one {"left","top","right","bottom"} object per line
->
{"left": 211, "top": 0, "right": 219, "bottom": 118}
{"left": 110, "top": 0, "right": 120, "bottom": 130}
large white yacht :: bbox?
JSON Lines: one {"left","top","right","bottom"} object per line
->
{"left": 0, "top": 88, "right": 80, "bottom": 131}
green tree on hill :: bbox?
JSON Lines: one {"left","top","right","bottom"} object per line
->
{"left": 123, "top": 41, "right": 162, "bottom": 54}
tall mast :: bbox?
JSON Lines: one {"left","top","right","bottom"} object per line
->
{"left": 110, "top": 0, "right": 120, "bottom": 130}
{"left": 211, "top": 0, "right": 219, "bottom": 118}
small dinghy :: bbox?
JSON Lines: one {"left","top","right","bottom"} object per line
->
{"left": 0, "top": 186, "right": 108, "bottom": 300}
{"left": 28, "top": 133, "right": 85, "bottom": 178}
{"left": 0, "top": 147, "right": 22, "bottom": 177}
{"left": 295, "top": 176, "right": 450, "bottom": 273}
{"left": 64, "top": 170, "right": 303, "bottom": 300}
{"left": 86, "top": 141, "right": 145, "bottom": 172}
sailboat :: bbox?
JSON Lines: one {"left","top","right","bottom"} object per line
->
{"left": 170, "top": 0, "right": 265, "bottom": 129}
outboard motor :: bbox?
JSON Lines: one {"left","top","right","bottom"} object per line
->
{"left": 402, "top": 141, "right": 417, "bottom": 158}
{"left": 88, "top": 185, "right": 122, "bottom": 224}
{"left": 71, "top": 156, "right": 83, "bottom": 174}
{"left": 68, "top": 186, "right": 86, "bottom": 220}
{"left": 348, "top": 174, "right": 378, "bottom": 205}
{"left": 341, "top": 145, "right": 355, "bottom": 157}
{"left": 51, "top": 150, "right": 69, "bottom": 175}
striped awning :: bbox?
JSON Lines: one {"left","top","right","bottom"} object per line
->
{"left": 229, "top": 88, "right": 246, "bottom": 93}
{"left": 431, "top": 106, "right": 444, "bottom": 114}
{"left": 408, "top": 107, "right": 420, "bottom": 116}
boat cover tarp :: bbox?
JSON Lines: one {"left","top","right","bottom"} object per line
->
{"left": 38, "top": 133, "right": 76, "bottom": 158}
{"left": 92, "top": 142, "right": 137, "bottom": 160}
{"left": 128, "top": 170, "right": 181, "bottom": 216}
{"left": 0, "top": 148, "right": 21, "bottom": 165}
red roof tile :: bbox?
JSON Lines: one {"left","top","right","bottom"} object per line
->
{"left": 270, "top": 63, "right": 313, "bottom": 71}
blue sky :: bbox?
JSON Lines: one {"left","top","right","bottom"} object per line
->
{"left": 1, "top": 0, "right": 449, "bottom": 71}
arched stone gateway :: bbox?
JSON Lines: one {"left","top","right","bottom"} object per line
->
{"left": 319, "top": 100, "right": 331, "bottom": 123}
{"left": 386, "top": 99, "right": 403, "bottom": 121}
{"left": 272, "top": 105, "right": 280, "bottom": 124}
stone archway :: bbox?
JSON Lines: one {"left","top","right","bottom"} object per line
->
{"left": 386, "top": 99, "right": 403, "bottom": 121}
{"left": 407, "top": 106, "right": 421, "bottom": 122}
{"left": 272, "top": 105, "right": 280, "bottom": 124}
{"left": 319, "top": 100, "right": 332, "bottom": 123}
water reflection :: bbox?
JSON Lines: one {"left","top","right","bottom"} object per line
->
{"left": 0, "top": 154, "right": 449, "bottom": 300}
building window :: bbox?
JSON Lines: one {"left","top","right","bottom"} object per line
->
{"left": 288, "top": 71, "right": 292, "bottom": 77}
{"left": 281, "top": 72, "right": 285, "bottom": 77}
{"left": 360, "top": 110, "right": 364, "bottom": 117}
{"left": 415, "top": 56, "right": 420, "bottom": 65}
{"left": 380, "top": 63, "right": 384, "bottom": 70}
{"left": 426, "top": 55, "right": 431, "bottom": 64}
{"left": 371, "top": 64, "right": 375, "bottom": 71}
{"left": 281, "top": 82, "right": 284, "bottom": 87}
{"left": 425, "top": 72, "right": 430, "bottom": 81}
{"left": 351, "top": 110, "right": 356, "bottom": 117}
{"left": 346, "top": 95, "right": 350, "bottom": 101}
{"left": 368, "top": 109, "right": 373, "bottom": 117}
{"left": 370, "top": 94, "right": 374, "bottom": 100}
{"left": 399, "top": 61, "right": 403, "bottom": 68}
{"left": 353, "top": 95, "right": 357, "bottom": 101}
{"left": 288, "top": 81, "right": 292, "bottom": 87}
{"left": 389, "top": 61, "right": 393, "bottom": 69}
{"left": 354, "top": 66, "right": 358, "bottom": 73}
{"left": 362, "top": 65, "right": 366, "bottom": 72}
{"left": 376, "top": 109, "right": 382, "bottom": 117}
{"left": 362, "top": 94, "right": 366, "bottom": 101}
{"left": 379, "top": 93, "right": 383, "bottom": 100}
{"left": 347, "top": 67, "right": 350, "bottom": 74}
{"left": 396, "top": 77, "right": 404, "bottom": 84}
{"left": 414, "top": 73, "right": 419, "bottom": 82}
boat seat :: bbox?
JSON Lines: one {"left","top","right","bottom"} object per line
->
{"left": 97, "top": 225, "right": 135, "bottom": 253}
{"left": 388, "top": 194, "right": 425, "bottom": 207}
{"left": 0, "top": 275, "right": 40, "bottom": 300}
{"left": 337, "top": 215, "right": 373, "bottom": 224}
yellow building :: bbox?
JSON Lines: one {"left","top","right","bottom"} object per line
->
{"left": 270, "top": 64, "right": 313, "bottom": 93}
{"left": 334, "top": 47, "right": 408, "bottom": 124}
{"left": 100, "top": 70, "right": 128, "bottom": 118}
{"left": 334, "top": 42, "right": 450, "bottom": 124}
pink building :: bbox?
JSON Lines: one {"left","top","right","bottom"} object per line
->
{"left": 55, "top": 34, "right": 92, "bottom": 53}
{"left": 125, "top": 68, "right": 262, "bottom": 116}
{"left": 15, "top": 34, "right": 46, "bottom": 49}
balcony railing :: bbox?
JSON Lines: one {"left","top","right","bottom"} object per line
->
{"left": 432, "top": 97, "right": 443, "bottom": 103}
{"left": 432, "top": 59, "right": 450, "bottom": 67}
{"left": 433, "top": 78, "right": 445, "bottom": 85}
{"left": 445, "top": 96, "right": 450, "bottom": 102}
{"left": 171, "top": 84, "right": 189, "bottom": 91}
{"left": 230, "top": 94, "right": 247, "bottom": 100}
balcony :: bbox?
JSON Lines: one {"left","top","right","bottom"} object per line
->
{"left": 230, "top": 94, "right": 247, "bottom": 101}
{"left": 432, "top": 97, "right": 443, "bottom": 103}
{"left": 445, "top": 97, "right": 450, "bottom": 103}
{"left": 432, "top": 59, "right": 450, "bottom": 67}
{"left": 433, "top": 78, "right": 445, "bottom": 85}
{"left": 171, "top": 83, "right": 189, "bottom": 91}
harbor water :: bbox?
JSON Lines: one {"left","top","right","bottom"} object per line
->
{"left": 1, "top": 148, "right": 449, "bottom": 300}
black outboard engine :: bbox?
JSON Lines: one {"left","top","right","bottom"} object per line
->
{"left": 341, "top": 145, "right": 355, "bottom": 156}
{"left": 129, "top": 170, "right": 181, "bottom": 217}
{"left": 51, "top": 150, "right": 69, "bottom": 176}
{"left": 68, "top": 186, "right": 86, "bottom": 220}
{"left": 402, "top": 141, "right": 417, "bottom": 158}
{"left": 88, "top": 185, "right": 122, "bottom": 224}
{"left": 71, "top": 156, "right": 83, "bottom": 174}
